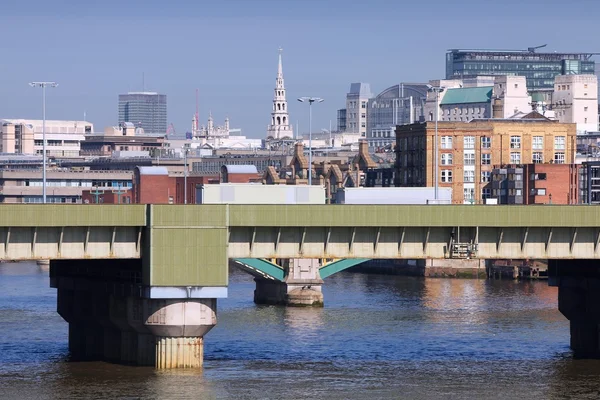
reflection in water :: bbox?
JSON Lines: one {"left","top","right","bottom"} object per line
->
{"left": 0, "top": 262, "right": 595, "bottom": 400}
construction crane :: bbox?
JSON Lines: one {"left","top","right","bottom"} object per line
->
{"left": 527, "top": 44, "right": 547, "bottom": 53}
{"left": 166, "top": 123, "right": 176, "bottom": 136}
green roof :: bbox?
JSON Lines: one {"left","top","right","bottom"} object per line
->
{"left": 440, "top": 86, "right": 493, "bottom": 105}
{"left": 531, "top": 92, "right": 545, "bottom": 102}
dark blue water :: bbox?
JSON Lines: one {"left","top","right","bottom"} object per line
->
{"left": 2, "top": 262, "right": 600, "bottom": 399}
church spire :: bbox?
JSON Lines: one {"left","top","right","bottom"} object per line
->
{"left": 266, "top": 47, "right": 293, "bottom": 140}
{"left": 278, "top": 47, "right": 283, "bottom": 77}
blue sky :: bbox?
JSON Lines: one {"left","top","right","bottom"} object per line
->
{"left": 0, "top": 0, "right": 598, "bottom": 137}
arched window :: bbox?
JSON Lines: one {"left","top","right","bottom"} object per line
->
{"left": 272, "top": 117, "right": 275, "bottom": 125}
{"left": 282, "top": 103, "right": 285, "bottom": 110}
{"left": 277, "top": 103, "right": 281, "bottom": 111}
{"left": 283, "top": 116, "right": 287, "bottom": 124}
{"left": 429, "top": 112, "right": 433, "bottom": 121}
{"left": 277, "top": 116, "right": 281, "bottom": 125}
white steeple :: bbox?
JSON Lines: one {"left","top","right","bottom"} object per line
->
{"left": 267, "top": 47, "right": 293, "bottom": 140}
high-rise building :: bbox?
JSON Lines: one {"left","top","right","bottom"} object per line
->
{"left": 266, "top": 49, "right": 293, "bottom": 140}
{"left": 118, "top": 92, "right": 167, "bottom": 134}
{"left": 446, "top": 48, "right": 596, "bottom": 92}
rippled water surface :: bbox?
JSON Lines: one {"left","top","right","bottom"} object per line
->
{"left": 2, "top": 262, "right": 600, "bottom": 399}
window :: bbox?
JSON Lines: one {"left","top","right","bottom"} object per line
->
{"left": 531, "top": 188, "right": 546, "bottom": 196}
{"left": 482, "top": 188, "right": 492, "bottom": 199}
{"left": 533, "top": 152, "right": 543, "bottom": 163}
{"left": 441, "top": 136, "right": 453, "bottom": 149}
{"left": 464, "top": 153, "right": 475, "bottom": 165}
{"left": 361, "top": 113, "right": 366, "bottom": 118}
{"left": 481, "top": 171, "right": 491, "bottom": 182}
{"left": 510, "top": 152, "right": 521, "bottom": 164}
{"left": 531, "top": 173, "right": 547, "bottom": 180}
{"left": 585, "top": 106, "right": 589, "bottom": 112}
{"left": 441, "top": 153, "right": 453, "bottom": 165}
{"left": 514, "top": 83, "right": 518, "bottom": 89}
{"left": 441, "top": 170, "right": 452, "bottom": 183}
{"left": 585, "top": 84, "right": 589, "bottom": 89}
{"left": 361, "top": 101, "right": 366, "bottom": 109}
{"left": 464, "top": 188, "right": 475, "bottom": 203}
{"left": 554, "top": 152, "right": 565, "bottom": 164}
{"left": 555, "top": 136, "right": 565, "bottom": 150}
{"left": 510, "top": 136, "right": 521, "bottom": 149}
{"left": 464, "top": 170, "right": 475, "bottom": 183}
{"left": 532, "top": 136, "right": 543, "bottom": 150}
{"left": 481, "top": 136, "right": 491, "bottom": 149}
{"left": 481, "top": 153, "right": 491, "bottom": 165}
{"left": 464, "top": 136, "right": 475, "bottom": 149}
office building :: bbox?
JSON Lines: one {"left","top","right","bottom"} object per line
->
{"left": 394, "top": 119, "right": 576, "bottom": 204}
{"left": 446, "top": 47, "right": 596, "bottom": 92}
{"left": 118, "top": 92, "right": 167, "bottom": 134}
{"left": 490, "top": 163, "right": 578, "bottom": 205}
{"left": 344, "top": 83, "right": 372, "bottom": 137}
{"left": 367, "top": 83, "right": 428, "bottom": 151}
{"left": 552, "top": 74, "right": 599, "bottom": 133}
{"left": 0, "top": 119, "right": 92, "bottom": 157}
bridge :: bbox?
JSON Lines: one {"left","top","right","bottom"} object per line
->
{"left": 2, "top": 204, "right": 600, "bottom": 368}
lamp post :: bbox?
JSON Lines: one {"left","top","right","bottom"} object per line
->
{"left": 297, "top": 97, "right": 324, "bottom": 185}
{"left": 427, "top": 85, "right": 444, "bottom": 201}
{"left": 183, "top": 147, "right": 188, "bottom": 205}
{"left": 29, "top": 81, "right": 58, "bottom": 204}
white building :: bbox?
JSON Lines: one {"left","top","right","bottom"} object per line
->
{"left": 552, "top": 74, "right": 598, "bottom": 133}
{"left": 266, "top": 49, "right": 293, "bottom": 140}
{"left": 0, "top": 119, "right": 92, "bottom": 156}
{"left": 345, "top": 83, "right": 372, "bottom": 137}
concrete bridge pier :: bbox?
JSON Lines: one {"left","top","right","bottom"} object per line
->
{"left": 254, "top": 258, "right": 324, "bottom": 307}
{"left": 550, "top": 260, "right": 600, "bottom": 358}
{"left": 51, "top": 260, "right": 218, "bottom": 368}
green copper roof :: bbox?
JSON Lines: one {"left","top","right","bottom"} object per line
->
{"left": 440, "top": 86, "right": 493, "bottom": 105}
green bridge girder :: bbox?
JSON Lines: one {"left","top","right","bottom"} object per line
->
{"left": 233, "top": 258, "right": 370, "bottom": 281}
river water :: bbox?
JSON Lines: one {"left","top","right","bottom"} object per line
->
{"left": 2, "top": 262, "right": 600, "bottom": 399}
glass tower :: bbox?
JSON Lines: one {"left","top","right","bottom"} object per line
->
{"left": 446, "top": 49, "right": 596, "bottom": 91}
{"left": 118, "top": 92, "right": 167, "bottom": 134}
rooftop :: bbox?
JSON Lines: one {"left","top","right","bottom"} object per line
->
{"left": 440, "top": 86, "right": 493, "bottom": 105}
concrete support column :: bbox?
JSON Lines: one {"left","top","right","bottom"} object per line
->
{"left": 155, "top": 337, "right": 204, "bottom": 369}
{"left": 550, "top": 260, "right": 600, "bottom": 358}
{"left": 254, "top": 258, "right": 324, "bottom": 307}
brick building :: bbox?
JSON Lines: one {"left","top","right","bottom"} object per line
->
{"left": 490, "top": 163, "right": 578, "bottom": 204}
{"left": 220, "top": 165, "right": 261, "bottom": 183}
{"left": 132, "top": 166, "right": 218, "bottom": 204}
{"left": 394, "top": 117, "right": 576, "bottom": 204}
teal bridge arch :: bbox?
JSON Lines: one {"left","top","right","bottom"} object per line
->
{"left": 233, "top": 258, "right": 370, "bottom": 281}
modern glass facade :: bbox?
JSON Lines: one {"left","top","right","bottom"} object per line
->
{"left": 446, "top": 50, "right": 596, "bottom": 91}
{"left": 118, "top": 92, "right": 167, "bottom": 134}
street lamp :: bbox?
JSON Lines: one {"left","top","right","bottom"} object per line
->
{"left": 29, "top": 81, "right": 58, "bottom": 204}
{"left": 426, "top": 84, "right": 444, "bottom": 201}
{"left": 297, "top": 97, "right": 324, "bottom": 185}
{"left": 183, "top": 146, "right": 188, "bottom": 205}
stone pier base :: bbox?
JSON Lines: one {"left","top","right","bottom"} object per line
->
{"left": 254, "top": 258, "right": 324, "bottom": 307}
{"left": 156, "top": 337, "right": 204, "bottom": 369}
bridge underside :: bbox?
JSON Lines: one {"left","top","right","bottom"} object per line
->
{"left": 228, "top": 226, "right": 600, "bottom": 259}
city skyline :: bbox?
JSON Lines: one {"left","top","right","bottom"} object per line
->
{"left": 0, "top": 0, "right": 598, "bottom": 138}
